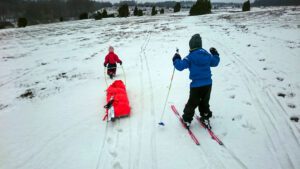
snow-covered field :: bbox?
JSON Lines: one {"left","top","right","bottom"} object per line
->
{"left": 0, "top": 6, "right": 300, "bottom": 169}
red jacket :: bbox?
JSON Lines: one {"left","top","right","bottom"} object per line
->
{"left": 104, "top": 52, "right": 121, "bottom": 65}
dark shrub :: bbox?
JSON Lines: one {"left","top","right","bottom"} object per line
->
{"left": 137, "top": 9, "right": 143, "bottom": 16}
{"left": 134, "top": 6, "right": 138, "bottom": 16}
{"left": 94, "top": 12, "right": 102, "bottom": 20}
{"left": 0, "top": 21, "right": 14, "bottom": 29}
{"left": 17, "top": 18, "right": 27, "bottom": 27}
{"left": 151, "top": 6, "right": 157, "bottom": 16}
{"left": 242, "top": 0, "right": 251, "bottom": 11}
{"left": 174, "top": 2, "right": 181, "bottom": 12}
{"left": 19, "top": 89, "right": 34, "bottom": 99}
{"left": 160, "top": 8, "right": 165, "bottom": 14}
{"left": 79, "top": 12, "right": 88, "bottom": 20}
{"left": 118, "top": 4, "right": 129, "bottom": 17}
{"left": 102, "top": 9, "right": 108, "bottom": 18}
{"left": 18, "top": 18, "right": 28, "bottom": 27}
{"left": 189, "top": 0, "right": 212, "bottom": 16}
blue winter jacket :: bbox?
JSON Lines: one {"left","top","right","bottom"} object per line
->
{"left": 173, "top": 48, "right": 220, "bottom": 88}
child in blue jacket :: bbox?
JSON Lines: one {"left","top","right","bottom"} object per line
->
{"left": 172, "top": 34, "right": 220, "bottom": 129}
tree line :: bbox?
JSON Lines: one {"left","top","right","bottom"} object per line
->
{"left": 0, "top": 0, "right": 112, "bottom": 24}
{"left": 253, "top": 0, "right": 300, "bottom": 6}
{"left": 2, "top": 0, "right": 283, "bottom": 28}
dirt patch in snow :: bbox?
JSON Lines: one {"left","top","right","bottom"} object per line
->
{"left": 19, "top": 89, "right": 35, "bottom": 99}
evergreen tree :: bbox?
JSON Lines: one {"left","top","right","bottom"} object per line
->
{"left": 79, "top": 12, "right": 88, "bottom": 20}
{"left": 174, "top": 2, "right": 181, "bottom": 13}
{"left": 189, "top": 0, "right": 212, "bottom": 16}
{"left": 160, "top": 8, "right": 165, "bottom": 14}
{"left": 102, "top": 9, "right": 108, "bottom": 18}
{"left": 137, "top": 9, "right": 143, "bottom": 16}
{"left": 151, "top": 6, "right": 157, "bottom": 16}
{"left": 134, "top": 6, "right": 138, "bottom": 16}
{"left": 94, "top": 11, "right": 102, "bottom": 20}
{"left": 242, "top": 0, "right": 250, "bottom": 11}
{"left": 17, "top": 17, "right": 27, "bottom": 27}
{"left": 118, "top": 4, "right": 129, "bottom": 17}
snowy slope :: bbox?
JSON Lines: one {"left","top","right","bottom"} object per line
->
{"left": 1, "top": 6, "right": 300, "bottom": 169}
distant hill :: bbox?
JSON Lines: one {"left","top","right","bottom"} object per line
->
{"left": 253, "top": 0, "right": 300, "bottom": 6}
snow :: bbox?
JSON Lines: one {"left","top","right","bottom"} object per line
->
{"left": 1, "top": 6, "right": 300, "bottom": 169}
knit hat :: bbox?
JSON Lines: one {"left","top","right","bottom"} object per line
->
{"left": 108, "top": 46, "right": 114, "bottom": 52}
{"left": 189, "top": 34, "right": 202, "bottom": 51}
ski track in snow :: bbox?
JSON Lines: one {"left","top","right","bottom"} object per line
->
{"left": 141, "top": 30, "right": 158, "bottom": 169}
{"left": 132, "top": 30, "right": 148, "bottom": 169}
{"left": 207, "top": 32, "right": 298, "bottom": 169}
{"left": 142, "top": 31, "right": 158, "bottom": 169}
{"left": 95, "top": 121, "right": 109, "bottom": 169}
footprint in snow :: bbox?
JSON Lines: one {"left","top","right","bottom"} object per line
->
{"left": 277, "top": 92, "right": 286, "bottom": 98}
{"left": 232, "top": 114, "right": 243, "bottom": 121}
{"left": 278, "top": 91, "right": 296, "bottom": 99}
{"left": 225, "top": 87, "right": 235, "bottom": 91}
{"left": 263, "top": 67, "right": 270, "bottom": 71}
{"left": 287, "top": 92, "right": 296, "bottom": 98}
{"left": 0, "top": 104, "right": 8, "bottom": 110}
{"left": 242, "top": 122, "right": 256, "bottom": 133}
{"left": 243, "top": 101, "right": 252, "bottom": 106}
{"left": 107, "top": 137, "right": 112, "bottom": 144}
{"left": 222, "top": 132, "right": 227, "bottom": 137}
{"left": 290, "top": 116, "right": 299, "bottom": 122}
{"left": 276, "top": 77, "right": 284, "bottom": 82}
{"left": 229, "top": 95, "right": 235, "bottom": 99}
{"left": 109, "top": 150, "right": 118, "bottom": 158}
{"left": 113, "top": 162, "right": 123, "bottom": 169}
{"left": 287, "top": 103, "right": 296, "bottom": 109}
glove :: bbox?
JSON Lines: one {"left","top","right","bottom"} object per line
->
{"left": 172, "top": 53, "right": 181, "bottom": 62}
{"left": 104, "top": 63, "right": 107, "bottom": 67}
{"left": 210, "top": 47, "right": 219, "bottom": 55}
{"left": 119, "top": 61, "right": 122, "bottom": 65}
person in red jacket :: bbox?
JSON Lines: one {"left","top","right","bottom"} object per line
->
{"left": 104, "top": 46, "right": 122, "bottom": 79}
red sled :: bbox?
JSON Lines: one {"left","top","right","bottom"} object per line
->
{"left": 103, "top": 80, "right": 130, "bottom": 121}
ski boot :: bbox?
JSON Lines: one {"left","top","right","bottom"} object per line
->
{"left": 200, "top": 117, "right": 212, "bottom": 130}
{"left": 182, "top": 117, "right": 191, "bottom": 130}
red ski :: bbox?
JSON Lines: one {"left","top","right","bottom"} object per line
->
{"left": 171, "top": 105, "right": 200, "bottom": 145}
{"left": 195, "top": 115, "right": 224, "bottom": 146}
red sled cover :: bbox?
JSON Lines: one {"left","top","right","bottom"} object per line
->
{"left": 105, "top": 80, "right": 130, "bottom": 119}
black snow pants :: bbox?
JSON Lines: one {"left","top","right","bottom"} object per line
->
{"left": 182, "top": 85, "right": 212, "bottom": 123}
{"left": 107, "top": 63, "right": 117, "bottom": 76}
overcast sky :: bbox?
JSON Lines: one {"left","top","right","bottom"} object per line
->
{"left": 96, "top": 0, "right": 254, "bottom": 3}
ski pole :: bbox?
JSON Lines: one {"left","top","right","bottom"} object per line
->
{"left": 158, "top": 48, "right": 179, "bottom": 126}
{"left": 159, "top": 68, "right": 175, "bottom": 126}
{"left": 120, "top": 64, "right": 127, "bottom": 86}
{"left": 104, "top": 67, "right": 108, "bottom": 87}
